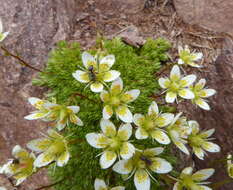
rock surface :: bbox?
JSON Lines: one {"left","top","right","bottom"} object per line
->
{"left": 174, "top": 0, "right": 233, "bottom": 35}
{"left": 0, "top": 0, "right": 78, "bottom": 189}
{"left": 0, "top": 0, "right": 233, "bottom": 189}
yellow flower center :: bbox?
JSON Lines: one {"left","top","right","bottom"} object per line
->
{"left": 110, "top": 96, "right": 121, "bottom": 107}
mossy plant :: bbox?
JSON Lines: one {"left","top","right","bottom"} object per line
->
{"left": 33, "top": 37, "right": 173, "bottom": 190}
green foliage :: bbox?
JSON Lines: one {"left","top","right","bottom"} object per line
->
{"left": 34, "top": 37, "right": 172, "bottom": 190}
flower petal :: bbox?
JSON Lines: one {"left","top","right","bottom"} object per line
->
{"left": 133, "top": 114, "right": 144, "bottom": 126}
{"left": 116, "top": 106, "right": 133, "bottom": 123}
{"left": 34, "top": 152, "right": 55, "bottom": 167}
{"left": 100, "top": 55, "right": 115, "bottom": 68}
{"left": 199, "top": 89, "right": 216, "bottom": 98}
{"left": 156, "top": 113, "right": 174, "bottom": 127}
{"left": 27, "top": 138, "right": 51, "bottom": 152}
{"left": 180, "top": 75, "right": 197, "bottom": 87}
{"left": 144, "top": 147, "right": 164, "bottom": 156}
{"left": 103, "top": 70, "right": 121, "bottom": 82}
{"left": 200, "top": 129, "right": 215, "bottom": 138}
{"left": 178, "top": 89, "right": 194, "bottom": 99}
{"left": 150, "top": 158, "right": 172, "bottom": 174}
{"left": 85, "top": 133, "right": 109, "bottom": 148}
{"left": 135, "top": 128, "right": 149, "bottom": 140}
{"left": 193, "top": 147, "right": 205, "bottom": 160}
{"left": 148, "top": 101, "right": 159, "bottom": 115}
{"left": 100, "top": 151, "right": 117, "bottom": 169}
{"left": 199, "top": 185, "right": 212, "bottom": 190}
{"left": 100, "top": 90, "right": 110, "bottom": 102}
{"left": 57, "top": 151, "right": 70, "bottom": 167}
{"left": 158, "top": 77, "right": 171, "bottom": 89}
{"left": 100, "top": 119, "right": 116, "bottom": 137}
{"left": 15, "top": 176, "right": 27, "bottom": 186}
{"left": 111, "top": 77, "right": 123, "bottom": 94}
{"left": 173, "top": 182, "right": 182, "bottom": 190}
{"left": 69, "top": 114, "right": 83, "bottom": 126}
{"left": 151, "top": 130, "right": 171, "bottom": 145}
{"left": 134, "top": 169, "right": 150, "bottom": 190}
{"left": 165, "top": 91, "right": 177, "bottom": 103}
{"left": 67, "top": 106, "right": 80, "bottom": 113}
{"left": 28, "top": 97, "right": 43, "bottom": 106}
{"left": 117, "top": 123, "right": 132, "bottom": 141}
{"left": 170, "top": 65, "right": 181, "bottom": 81}
{"left": 173, "top": 140, "right": 190, "bottom": 155}
{"left": 24, "top": 112, "right": 48, "bottom": 120}
{"left": 120, "top": 142, "right": 135, "bottom": 159}
{"left": 192, "top": 168, "right": 215, "bottom": 181}
{"left": 195, "top": 79, "right": 206, "bottom": 90}
{"left": 82, "top": 52, "right": 96, "bottom": 69}
{"left": 90, "top": 82, "right": 104, "bottom": 93}
{"left": 195, "top": 98, "right": 210, "bottom": 110}
{"left": 188, "top": 120, "right": 200, "bottom": 134}
{"left": 178, "top": 59, "right": 184, "bottom": 65}
{"left": 72, "top": 70, "right": 90, "bottom": 83}
{"left": 181, "top": 167, "right": 193, "bottom": 175}
{"left": 113, "top": 159, "right": 133, "bottom": 174}
{"left": 202, "top": 142, "right": 220, "bottom": 153}
{"left": 103, "top": 105, "right": 113, "bottom": 120}
{"left": 94, "top": 178, "right": 107, "bottom": 190}
{"left": 122, "top": 89, "right": 140, "bottom": 103}
{"left": 193, "top": 52, "right": 203, "bottom": 61}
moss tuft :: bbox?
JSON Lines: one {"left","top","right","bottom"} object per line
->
{"left": 34, "top": 37, "right": 173, "bottom": 190}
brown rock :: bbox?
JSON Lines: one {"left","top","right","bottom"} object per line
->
{"left": 0, "top": 0, "right": 78, "bottom": 189}
{"left": 174, "top": 0, "right": 233, "bottom": 35}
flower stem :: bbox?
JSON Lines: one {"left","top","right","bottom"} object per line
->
{"left": 0, "top": 46, "right": 43, "bottom": 72}
{"left": 34, "top": 177, "right": 65, "bottom": 190}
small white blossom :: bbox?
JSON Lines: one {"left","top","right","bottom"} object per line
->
{"left": 86, "top": 119, "right": 135, "bottom": 169}
{"left": 27, "top": 129, "right": 70, "bottom": 167}
{"left": 0, "top": 145, "right": 36, "bottom": 186}
{"left": 187, "top": 120, "right": 220, "bottom": 160}
{"left": 113, "top": 148, "right": 172, "bottom": 190}
{"left": 24, "top": 97, "right": 83, "bottom": 131}
{"left": 72, "top": 52, "right": 120, "bottom": 93}
{"left": 178, "top": 45, "right": 203, "bottom": 68}
{"left": 190, "top": 79, "right": 216, "bottom": 110}
{"left": 158, "top": 65, "right": 196, "bottom": 103}
{"left": 133, "top": 101, "right": 174, "bottom": 145}
{"left": 173, "top": 167, "right": 214, "bottom": 190}
{"left": 101, "top": 78, "right": 140, "bottom": 123}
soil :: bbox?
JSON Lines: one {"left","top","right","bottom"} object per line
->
{"left": 0, "top": 0, "right": 233, "bottom": 189}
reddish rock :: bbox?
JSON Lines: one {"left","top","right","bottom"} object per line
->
{"left": 174, "top": 0, "right": 233, "bottom": 35}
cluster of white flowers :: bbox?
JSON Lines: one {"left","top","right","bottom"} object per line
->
{"left": 0, "top": 18, "right": 226, "bottom": 190}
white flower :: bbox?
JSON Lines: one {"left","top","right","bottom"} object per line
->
{"left": 27, "top": 129, "right": 70, "bottom": 167}
{"left": 173, "top": 167, "right": 214, "bottom": 190}
{"left": 178, "top": 45, "right": 203, "bottom": 68}
{"left": 86, "top": 119, "right": 135, "bottom": 169}
{"left": 190, "top": 79, "right": 216, "bottom": 110}
{"left": 158, "top": 65, "right": 196, "bottom": 103}
{"left": 0, "top": 145, "right": 36, "bottom": 186}
{"left": 72, "top": 52, "right": 120, "bottom": 93}
{"left": 100, "top": 78, "right": 140, "bottom": 123}
{"left": 133, "top": 101, "right": 174, "bottom": 144}
{"left": 24, "top": 97, "right": 83, "bottom": 131}
{"left": 94, "top": 178, "right": 125, "bottom": 190}
{"left": 187, "top": 120, "right": 220, "bottom": 160}
{"left": 167, "top": 112, "right": 192, "bottom": 155}
{"left": 113, "top": 148, "right": 172, "bottom": 190}
{"left": 0, "top": 19, "right": 9, "bottom": 42}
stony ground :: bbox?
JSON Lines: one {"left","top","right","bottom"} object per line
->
{"left": 0, "top": 0, "right": 233, "bottom": 189}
